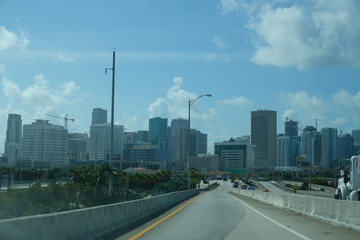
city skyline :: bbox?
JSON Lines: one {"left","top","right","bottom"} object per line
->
{"left": 1, "top": 0, "right": 360, "bottom": 153}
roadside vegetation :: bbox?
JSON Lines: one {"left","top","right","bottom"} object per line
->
{"left": 0, "top": 165, "right": 204, "bottom": 220}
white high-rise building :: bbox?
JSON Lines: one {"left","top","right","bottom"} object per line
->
{"left": 22, "top": 120, "right": 68, "bottom": 169}
{"left": 89, "top": 123, "right": 124, "bottom": 164}
{"left": 4, "top": 114, "right": 22, "bottom": 165}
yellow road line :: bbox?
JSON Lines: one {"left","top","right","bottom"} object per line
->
{"left": 128, "top": 192, "right": 206, "bottom": 240}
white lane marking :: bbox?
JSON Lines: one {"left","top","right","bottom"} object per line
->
{"left": 227, "top": 192, "right": 312, "bottom": 240}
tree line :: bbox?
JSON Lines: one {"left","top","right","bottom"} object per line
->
{"left": 0, "top": 164, "right": 204, "bottom": 220}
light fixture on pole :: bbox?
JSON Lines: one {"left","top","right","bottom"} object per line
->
{"left": 105, "top": 50, "right": 116, "bottom": 195}
{"left": 187, "top": 94, "right": 212, "bottom": 190}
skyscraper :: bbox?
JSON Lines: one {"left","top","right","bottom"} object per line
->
{"left": 300, "top": 126, "right": 321, "bottom": 167}
{"left": 352, "top": 129, "right": 360, "bottom": 145}
{"left": 214, "top": 138, "right": 250, "bottom": 173}
{"left": 89, "top": 123, "right": 124, "bottom": 165}
{"left": 251, "top": 110, "right": 277, "bottom": 168}
{"left": 22, "top": 120, "right": 68, "bottom": 169}
{"left": 285, "top": 119, "right": 298, "bottom": 137}
{"left": 168, "top": 118, "right": 188, "bottom": 169}
{"left": 92, "top": 108, "right": 107, "bottom": 125}
{"left": 321, "top": 127, "right": 338, "bottom": 168}
{"left": 4, "top": 114, "right": 22, "bottom": 164}
{"left": 149, "top": 117, "right": 168, "bottom": 149}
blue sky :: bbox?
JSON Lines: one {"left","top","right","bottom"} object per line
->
{"left": 1, "top": 0, "right": 360, "bottom": 153}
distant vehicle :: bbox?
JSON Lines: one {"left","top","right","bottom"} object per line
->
{"left": 203, "top": 179, "right": 209, "bottom": 184}
{"left": 231, "top": 177, "right": 236, "bottom": 183}
{"left": 233, "top": 182, "right": 239, "bottom": 188}
{"left": 335, "top": 155, "right": 360, "bottom": 201}
{"left": 241, "top": 184, "right": 248, "bottom": 189}
{"left": 248, "top": 185, "right": 255, "bottom": 190}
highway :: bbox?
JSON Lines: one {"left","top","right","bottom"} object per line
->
{"left": 115, "top": 181, "right": 359, "bottom": 240}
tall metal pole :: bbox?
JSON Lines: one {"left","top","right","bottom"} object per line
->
{"left": 187, "top": 94, "right": 212, "bottom": 190}
{"left": 187, "top": 100, "right": 191, "bottom": 190}
{"left": 106, "top": 50, "right": 115, "bottom": 195}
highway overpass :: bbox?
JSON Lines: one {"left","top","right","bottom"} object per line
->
{"left": 0, "top": 181, "right": 359, "bottom": 240}
{"left": 115, "top": 181, "right": 359, "bottom": 240}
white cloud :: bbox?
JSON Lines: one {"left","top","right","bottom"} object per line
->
{"left": 0, "top": 26, "right": 29, "bottom": 51}
{"left": 1, "top": 74, "right": 80, "bottom": 107}
{"left": 218, "top": 96, "right": 251, "bottom": 106}
{"left": 213, "top": 35, "right": 228, "bottom": 49}
{"left": 279, "top": 91, "right": 330, "bottom": 127}
{"left": 333, "top": 90, "right": 360, "bottom": 124}
{"left": 147, "top": 77, "right": 216, "bottom": 125}
{"left": 59, "top": 81, "right": 79, "bottom": 96}
{"left": 219, "top": 0, "right": 241, "bottom": 14}
{"left": 0, "top": 64, "right": 5, "bottom": 74}
{"left": 229, "top": 0, "right": 360, "bottom": 69}
{"left": 56, "top": 54, "right": 76, "bottom": 62}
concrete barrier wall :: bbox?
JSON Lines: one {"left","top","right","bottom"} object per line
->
{"left": 236, "top": 189, "right": 360, "bottom": 231}
{"left": 0, "top": 189, "right": 199, "bottom": 240}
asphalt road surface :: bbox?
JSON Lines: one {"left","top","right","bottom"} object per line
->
{"left": 114, "top": 181, "right": 359, "bottom": 240}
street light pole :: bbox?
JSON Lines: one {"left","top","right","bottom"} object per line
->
{"left": 105, "top": 50, "right": 116, "bottom": 195}
{"left": 187, "top": 94, "right": 212, "bottom": 190}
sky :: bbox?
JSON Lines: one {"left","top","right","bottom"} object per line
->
{"left": 1, "top": 0, "right": 360, "bottom": 154}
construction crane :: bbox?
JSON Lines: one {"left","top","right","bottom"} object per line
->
{"left": 46, "top": 113, "right": 74, "bottom": 130}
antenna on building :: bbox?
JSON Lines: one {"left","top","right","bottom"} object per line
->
{"left": 313, "top": 117, "right": 321, "bottom": 130}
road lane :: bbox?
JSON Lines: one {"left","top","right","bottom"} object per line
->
{"left": 114, "top": 181, "right": 359, "bottom": 240}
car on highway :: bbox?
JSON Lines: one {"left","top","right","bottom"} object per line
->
{"left": 233, "top": 182, "right": 239, "bottom": 188}
{"left": 248, "top": 185, "right": 255, "bottom": 190}
{"left": 241, "top": 184, "right": 248, "bottom": 189}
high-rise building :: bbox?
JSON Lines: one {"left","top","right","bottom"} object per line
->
{"left": 251, "top": 110, "right": 277, "bottom": 168}
{"left": 337, "top": 133, "right": 354, "bottom": 163}
{"left": 22, "top": 120, "right": 68, "bottom": 169}
{"left": 285, "top": 119, "right": 298, "bottom": 137}
{"left": 137, "top": 130, "right": 149, "bottom": 144}
{"left": 299, "top": 126, "right": 321, "bottom": 167}
{"left": 214, "top": 138, "right": 251, "bottom": 173}
{"left": 352, "top": 129, "right": 360, "bottom": 145}
{"left": 189, "top": 154, "right": 219, "bottom": 173}
{"left": 149, "top": 117, "right": 168, "bottom": 149}
{"left": 92, "top": 108, "right": 107, "bottom": 125}
{"left": 89, "top": 123, "right": 124, "bottom": 166}
{"left": 4, "top": 114, "right": 22, "bottom": 164}
{"left": 168, "top": 118, "right": 188, "bottom": 169}
{"left": 276, "top": 135, "right": 291, "bottom": 168}
{"left": 68, "top": 133, "right": 89, "bottom": 161}
{"left": 321, "top": 127, "right": 338, "bottom": 169}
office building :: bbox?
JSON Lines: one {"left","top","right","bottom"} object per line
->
{"left": 4, "top": 114, "right": 22, "bottom": 165}
{"left": 276, "top": 135, "right": 291, "bottom": 168}
{"left": 285, "top": 119, "right": 298, "bottom": 137}
{"left": 168, "top": 118, "right": 188, "bottom": 169}
{"left": 149, "top": 117, "right": 168, "bottom": 149}
{"left": 321, "top": 127, "right": 338, "bottom": 169}
{"left": 299, "top": 126, "right": 321, "bottom": 167}
{"left": 250, "top": 110, "right": 277, "bottom": 168}
{"left": 89, "top": 123, "right": 124, "bottom": 166}
{"left": 337, "top": 134, "right": 354, "bottom": 162}
{"left": 92, "top": 108, "right": 107, "bottom": 125}
{"left": 123, "top": 144, "right": 167, "bottom": 170}
{"left": 214, "top": 138, "right": 251, "bottom": 173}
{"left": 68, "top": 133, "right": 89, "bottom": 161}
{"left": 352, "top": 129, "right": 360, "bottom": 144}
{"left": 189, "top": 154, "right": 219, "bottom": 173}
{"left": 22, "top": 120, "right": 68, "bottom": 169}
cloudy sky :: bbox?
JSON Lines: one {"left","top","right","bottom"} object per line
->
{"left": 1, "top": 0, "right": 360, "bottom": 153}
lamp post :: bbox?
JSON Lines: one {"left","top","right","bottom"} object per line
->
{"left": 187, "top": 94, "right": 212, "bottom": 190}
{"left": 105, "top": 50, "right": 116, "bottom": 195}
